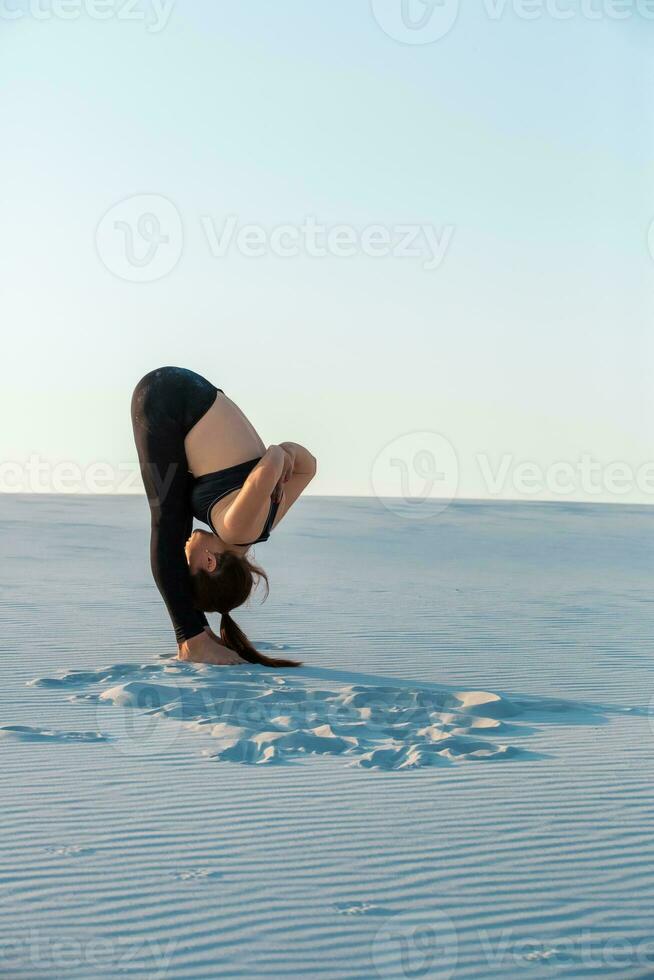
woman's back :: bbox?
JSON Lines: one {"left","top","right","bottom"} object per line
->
{"left": 184, "top": 391, "right": 266, "bottom": 478}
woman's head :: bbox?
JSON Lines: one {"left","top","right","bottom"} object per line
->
{"left": 185, "top": 529, "right": 231, "bottom": 576}
{"left": 186, "top": 529, "right": 264, "bottom": 612}
{"left": 185, "top": 529, "right": 301, "bottom": 668}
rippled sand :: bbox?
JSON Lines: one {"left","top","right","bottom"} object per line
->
{"left": 1, "top": 494, "right": 653, "bottom": 978}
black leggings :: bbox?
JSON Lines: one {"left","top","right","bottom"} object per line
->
{"left": 131, "top": 366, "right": 219, "bottom": 643}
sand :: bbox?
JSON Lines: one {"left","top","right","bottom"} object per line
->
{"left": 1, "top": 493, "right": 653, "bottom": 978}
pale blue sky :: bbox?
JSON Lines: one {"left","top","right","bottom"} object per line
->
{"left": 1, "top": 2, "right": 652, "bottom": 503}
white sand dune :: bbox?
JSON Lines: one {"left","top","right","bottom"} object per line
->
{"left": 2, "top": 494, "right": 654, "bottom": 978}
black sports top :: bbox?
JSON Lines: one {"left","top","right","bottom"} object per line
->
{"left": 131, "top": 366, "right": 278, "bottom": 646}
{"left": 191, "top": 458, "right": 280, "bottom": 546}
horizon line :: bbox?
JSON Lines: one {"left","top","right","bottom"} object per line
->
{"left": 2, "top": 491, "right": 653, "bottom": 510}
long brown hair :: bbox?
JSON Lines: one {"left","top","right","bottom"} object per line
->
{"left": 191, "top": 550, "right": 301, "bottom": 668}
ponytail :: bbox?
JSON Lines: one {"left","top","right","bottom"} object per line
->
{"left": 220, "top": 611, "right": 302, "bottom": 668}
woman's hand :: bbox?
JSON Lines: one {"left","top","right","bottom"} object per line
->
{"left": 278, "top": 442, "right": 315, "bottom": 476}
{"left": 178, "top": 629, "right": 244, "bottom": 666}
{"left": 273, "top": 446, "right": 295, "bottom": 502}
{"left": 280, "top": 446, "right": 295, "bottom": 483}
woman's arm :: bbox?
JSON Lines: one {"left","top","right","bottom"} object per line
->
{"left": 217, "top": 445, "right": 286, "bottom": 544}
{"left": 271, "top": 443, "right": 317, "bottom": 524}
{"left": 211, "top": 442, "right": 316, "bottom": 542}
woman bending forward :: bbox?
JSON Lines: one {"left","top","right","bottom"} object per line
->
{"left": 131, "top": 366, "right": 316, "bottom": 667}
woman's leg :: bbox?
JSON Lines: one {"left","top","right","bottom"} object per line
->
{"left": 131, "top": 369, "right": 209, "bottom": 644}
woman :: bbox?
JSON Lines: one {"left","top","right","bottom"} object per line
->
{"left": 131, "top": 366, "right": 316, "bottom": 667}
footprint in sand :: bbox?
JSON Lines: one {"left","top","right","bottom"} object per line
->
{"left": 171, "top": 868, "right": 223, "bottom": 882}
{"left": 44, "top": 845, "right": 96, "bottom": 857}
{"left": 522, "top": 944, "right": 561, "bottom": 962}
{"left": 334, "top": 902, "right": 391, "bottom": 916}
